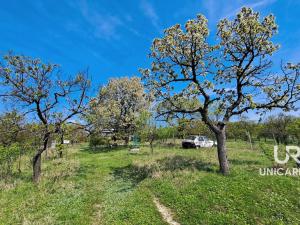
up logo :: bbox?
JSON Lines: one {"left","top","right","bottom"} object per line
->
{"left": 274, "top": 146, "right": 300, "bottom": 164}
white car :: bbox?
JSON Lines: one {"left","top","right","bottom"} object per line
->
{"left": 182, "top": 135, "right": 215, "bottom": 148}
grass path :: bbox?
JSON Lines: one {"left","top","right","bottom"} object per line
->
{"left": 153, "top": 197, "right": 181, "bottom": 225}
{"left": 73, "top": 145, "right": 167, "bottom": 225}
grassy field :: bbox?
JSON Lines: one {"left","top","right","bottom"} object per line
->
{"left": 1, "top": 141, "right": 300, "bottom": 225}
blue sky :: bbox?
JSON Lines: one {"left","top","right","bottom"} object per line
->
{"left": 0, "top": 0, "right": 299, "bottom": 118}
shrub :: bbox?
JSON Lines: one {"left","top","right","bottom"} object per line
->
{"left": 0, "top": 144, "right": 20, "bottom": 178}
{"left": 89, "top": 136, "right": 110, "bottom": 149}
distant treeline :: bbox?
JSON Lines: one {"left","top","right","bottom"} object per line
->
{"left": 89, "top": 113, "right": 300, "bottom": 149}
{"left": 153, "top": 114, "right": 299, "bottom": 145}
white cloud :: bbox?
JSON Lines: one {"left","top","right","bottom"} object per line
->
{"left": 140, "top": 0, "right": 160, "bottom": 31}
{"left": 247, "top": 0, "right": 277, "bottom": 9}
{"left": 78, "top": 0, "right": 122, "bottom": 40}
{"left": 202, "top": 0, "right": 217, "bottom": 21}
{"left": 223, "top": 0, "right": 277, "bottom": 19}
{"left": 75, "top": 0, "right": 145, "bottom": 40}
{"left": 175, "top": 0, "right": 277, "bottom": 27}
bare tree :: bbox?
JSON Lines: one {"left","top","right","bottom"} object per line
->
{"left": 140, "top": 8, "right": 299, "bottom": 174}
{"left": 0, "top": 53, "right": 90, "bottom": 182}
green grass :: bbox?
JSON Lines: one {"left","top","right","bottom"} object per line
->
{"left": 0, "top": 141, "right": 299, "bottom": 224}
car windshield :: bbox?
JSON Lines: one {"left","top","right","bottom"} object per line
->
{"left": 186, "top": 136, "right": 197, "bottom": 140}
{"left": 199, "top": 136, "right": 208, "bottom": 141}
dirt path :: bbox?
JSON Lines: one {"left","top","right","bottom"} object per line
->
{"left": 153, "top": 197, "right": 181, "bottom": 225}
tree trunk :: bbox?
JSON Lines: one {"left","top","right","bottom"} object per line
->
{"left": 32, "top": 152, "right": 42, "bottom": 183}
{"left": 59, "top": 129, "right": 64, "bottom": 158}
{"left": 33, "top": 132, "right": 49, "bottom": 183}
{"left": 246, "top": 131, "right": 253, "bottom": 150}
{"left": 58, "top": 150, "right": 63, "bottom": 158}
{"left": 124, "top": 136, "right": 129, "bottom": 146}
{"left": 18, "top": 159, "right": 21, "bottom": 173}
{"left": 215, "top": 129, "right": 230, "bottom": 175}
{"left": 150, "top": 142, "right": 154, "bottom": 154}
{"left": 150, "top": 142, "right": 153, "bottom": 155}
{"left": 18, "top": 148, "right": 22, "bottom": 173}
{"left": 272, "top": 133, "right": 277, "bottom": 145}
{"left": 172, "top": 133, "right": 175, "bottom": 145}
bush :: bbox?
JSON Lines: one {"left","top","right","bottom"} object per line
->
{"left": 89, "top": 136, "right": 110, "bottom": 149}
{"left": 0, "top": 144, "right": 21, "bottom": 178}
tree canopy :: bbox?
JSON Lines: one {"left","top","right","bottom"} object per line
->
{"left": 88, "top": 77, "right": 149, "bottom": 143}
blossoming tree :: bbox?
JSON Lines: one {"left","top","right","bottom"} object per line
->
{"left": 140, "top": 8, "right": 299, "bottom": 174}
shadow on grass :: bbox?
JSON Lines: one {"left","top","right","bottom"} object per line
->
{"left": 229, "top": 159, "right": 261, "bottom": 166}
{"left": 74, "top": 164, "right": 93, "bottom": 179}
{"left": 80, "top": 145, "right": 126, "bottom": 154}
{"left": 0, "top": 171, "right": 32, "bottom": 184}
{"left": 111, "top": 155, "right": 215, "bottom": 189}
